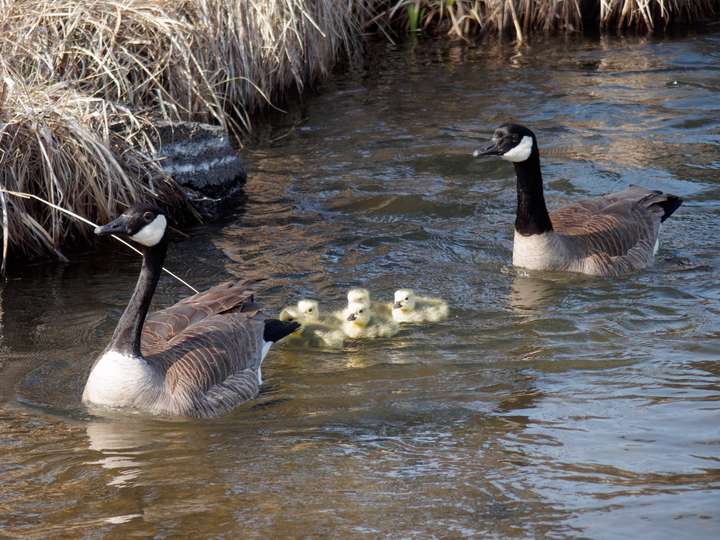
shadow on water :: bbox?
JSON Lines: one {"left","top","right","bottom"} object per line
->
{"left": 1, "top": 32, "right": 720, "bottom": 538}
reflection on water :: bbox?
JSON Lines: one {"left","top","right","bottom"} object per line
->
{"left": 1, "top": 33, "right": 720, "bottom": 537}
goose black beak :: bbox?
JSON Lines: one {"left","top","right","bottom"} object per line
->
{"left": 95, "top": 214, "right": 131, "bottom": 236}
{"left": 393, "top": 301, "right": 403, "bottom": 309}
{"left": 347, "top": 313, "right": 357, "bottom": 322}
{"left": 473, "top": 140, "right": 500, "bottom": 157}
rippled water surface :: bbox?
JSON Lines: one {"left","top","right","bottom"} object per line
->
{"left": 2, "top": 34, "right": 719, "bottom": 538}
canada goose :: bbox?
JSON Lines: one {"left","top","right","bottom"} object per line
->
{"left": 473, "top": 124, "right": 682, "bottom": 277}
{"left": 333, "top": 288, "right": 391, "bottom": 322}
{"left": 391, "top": 289, "right": 449, "bottom": 323}
{"left": 82, "top": 205, "right": 299, "bottom": 418}
{"left": 342, "top": 301, "right": 399, "bottom": 339}
{"left": 279, "top": 299, "right": 345, "bottom": 348}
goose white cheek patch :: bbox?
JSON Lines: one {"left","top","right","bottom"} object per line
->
{"left": 502, "top": 136, "right": 534, "bottom": 162}
{"left": 130, "top": 215, "right": 167, "bottom": 247}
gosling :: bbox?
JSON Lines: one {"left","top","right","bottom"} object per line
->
{"left": 342, "top": 301, "right": 399, "bottom": 339}
{"left": 280, "top": 300, "right": 344, "bottom": 348}
{"left": 334, "top": 288, "right": 391, "bottom": 322}
{"left": 391, "top": 289, "right": 449, "bottom": 323}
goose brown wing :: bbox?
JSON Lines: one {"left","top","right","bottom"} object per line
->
{"left": 550, "top": 186, "right": 665, "bottom": 258}
{"left": 145, "top": 310, "right": 266, "bottom": 417}
{"left": 142, "top": 281, "right": 259, "bottom": 355}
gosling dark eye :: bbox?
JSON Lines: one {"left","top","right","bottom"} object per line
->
{"left": 143, "top": 211, "right": 155, "bottom": 223}
{"left": 405, "top": 297, "right": 409, "bottom": 300}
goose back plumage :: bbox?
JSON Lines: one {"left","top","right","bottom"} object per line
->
{"left": 140, "top": 282, "right": 267, "bottom": 417}
{"left": 544, "top": 186, "right": 680, "bottom": 276}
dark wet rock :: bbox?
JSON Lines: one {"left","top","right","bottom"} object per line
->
{"left": 155, "top": 122, "right": 247, "bottom": 220}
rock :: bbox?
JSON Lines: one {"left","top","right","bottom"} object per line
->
{"left": 154, "top": 121, "right": 247, "bottom": 219}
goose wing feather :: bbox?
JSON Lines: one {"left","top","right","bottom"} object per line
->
{"left": 550, "top": 186, "right": 666, "bottom": 257}
{"left": 145, "top": 311, "right": 266, "bottom": 417}
{"left": 142, "top": 281, "right": 258, "bottom": 353}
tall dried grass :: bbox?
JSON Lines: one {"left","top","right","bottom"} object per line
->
{"left": 600, "top": 0, "right": 718, "bottom": 30}
{"left": 0, "top": 0, "right": 369, "bottom": 135}
{"left": 0, "top": 68, "right": 185, "bottom": 260}
{"left": 385, "top": 1, "right": 718, "bottom": 41}
{"left": 0, "top": 0, "right": 369, "bottom": 263}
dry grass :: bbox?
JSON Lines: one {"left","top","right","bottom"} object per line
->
{"left": 600, "top": 0, "right": 718, "bottom": 30}
{"left": 384, "top": 1, "right": 718, "bottom": 41}
{"left": 0, "top": 0, "right": 369, "bottom": 135}
{"left": 0, "top": 66, "right": 185, "bottom": 260}
{"left": 0, "top": 0, "right": 369, "bottom": 263}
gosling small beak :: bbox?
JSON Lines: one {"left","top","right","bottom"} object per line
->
{"left": 94, "top": 214, "right": 131, "bottom": 236}
{"left": 347, "top": 313, "right": 357, "bottom": 322}
{"left": 473, "top": 139, "right": 501, "bottom": 158}
{"left": 393, "top": 301, "right": 403, "bottom": 309}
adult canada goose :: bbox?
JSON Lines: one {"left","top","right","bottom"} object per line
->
{"left": 82, "top": 204, "right": 299, "bottom": 418}
{"left": 474, "top": 124, "right": 682, "bottom": 277}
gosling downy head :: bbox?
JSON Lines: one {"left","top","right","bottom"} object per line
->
{"left": 393, "top": 289, "right": 416, "bottom": 311}
{"left": 345, "top": 301, "right": 370, "bottom": 327}
{"left": 473, "top": 123, "right": 538, "bottom": 164}
{"left": 279, "top": 306, "right": 301, "bottom": 323}
{"left": 347, "top": 288, "right": 371, "bottom": 307}
{"left": 297, "top": 299, "right": 320, "bottom": 322}
{"left": 94, "top": 204, "right": 168, "bottom": 247}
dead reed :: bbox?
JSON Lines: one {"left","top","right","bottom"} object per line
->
{"left": 0, "top": 0, "right": 369, "bottom": 263}
{"left": 384, "top": 1, "right": 718, "bottom": 41}
{"left": 0, "top": 67, "right": 184, "bottom": 260}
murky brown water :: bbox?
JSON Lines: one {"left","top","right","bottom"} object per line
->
{"left": 2, "top": 33, "right": 720, "bottom": 538}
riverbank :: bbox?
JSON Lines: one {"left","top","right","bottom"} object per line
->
{"left": 0, "top": 0, "right": 369, "bottom": 263}
{"left": 0, "top": 0, "right": 717, "bottom": 264}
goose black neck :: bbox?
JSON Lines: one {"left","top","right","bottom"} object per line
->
{"left": 513, "top": 150, "right": 553, "bottom": 236}
{"left": 108, "top": 239, "right": 167, "bottom": 357}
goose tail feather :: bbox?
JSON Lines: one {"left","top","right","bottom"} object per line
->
{"left": 655, "top": 194, "right": 682, "bottom": 222}
{"left": 629, "top": 186, "right": 682, "bottom": 222}
{"left": 263, "top": 319, "right": 300, "bottom": 343}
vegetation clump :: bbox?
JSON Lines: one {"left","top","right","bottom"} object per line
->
{"left": 0, "top": 0, "right": 368, "bottom": 262}
{"left": 385, "top": 1, "right": 718, "bottom": 42}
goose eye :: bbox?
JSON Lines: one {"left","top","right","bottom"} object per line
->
{"left": 359, "top": 309, "right": 364, "bottom": 313}
{"left": 143, "top": 211, "right": 155, "bottom": 223}
{"left": 308, "top": 308, "right": 313, "bottom": 312}
{"left": 405, "top": 296, "right": 409, "bottom": 300}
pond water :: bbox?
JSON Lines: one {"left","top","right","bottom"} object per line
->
{"left": 1, "top": 33, "right": 719, "bottom": 538}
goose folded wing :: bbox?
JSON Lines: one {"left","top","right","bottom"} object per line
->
{"left": 142, "top": 281, "right": 260, "bottom": 352}
{"left": 146, "top": 312, "right": 266, "bottom": 402}
{"left": 550, "top": 192, "right": 658, "bottom": 257}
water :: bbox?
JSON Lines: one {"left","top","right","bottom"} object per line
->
{"left": 2, "top": 33, "right": 719, "bottom": 538}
